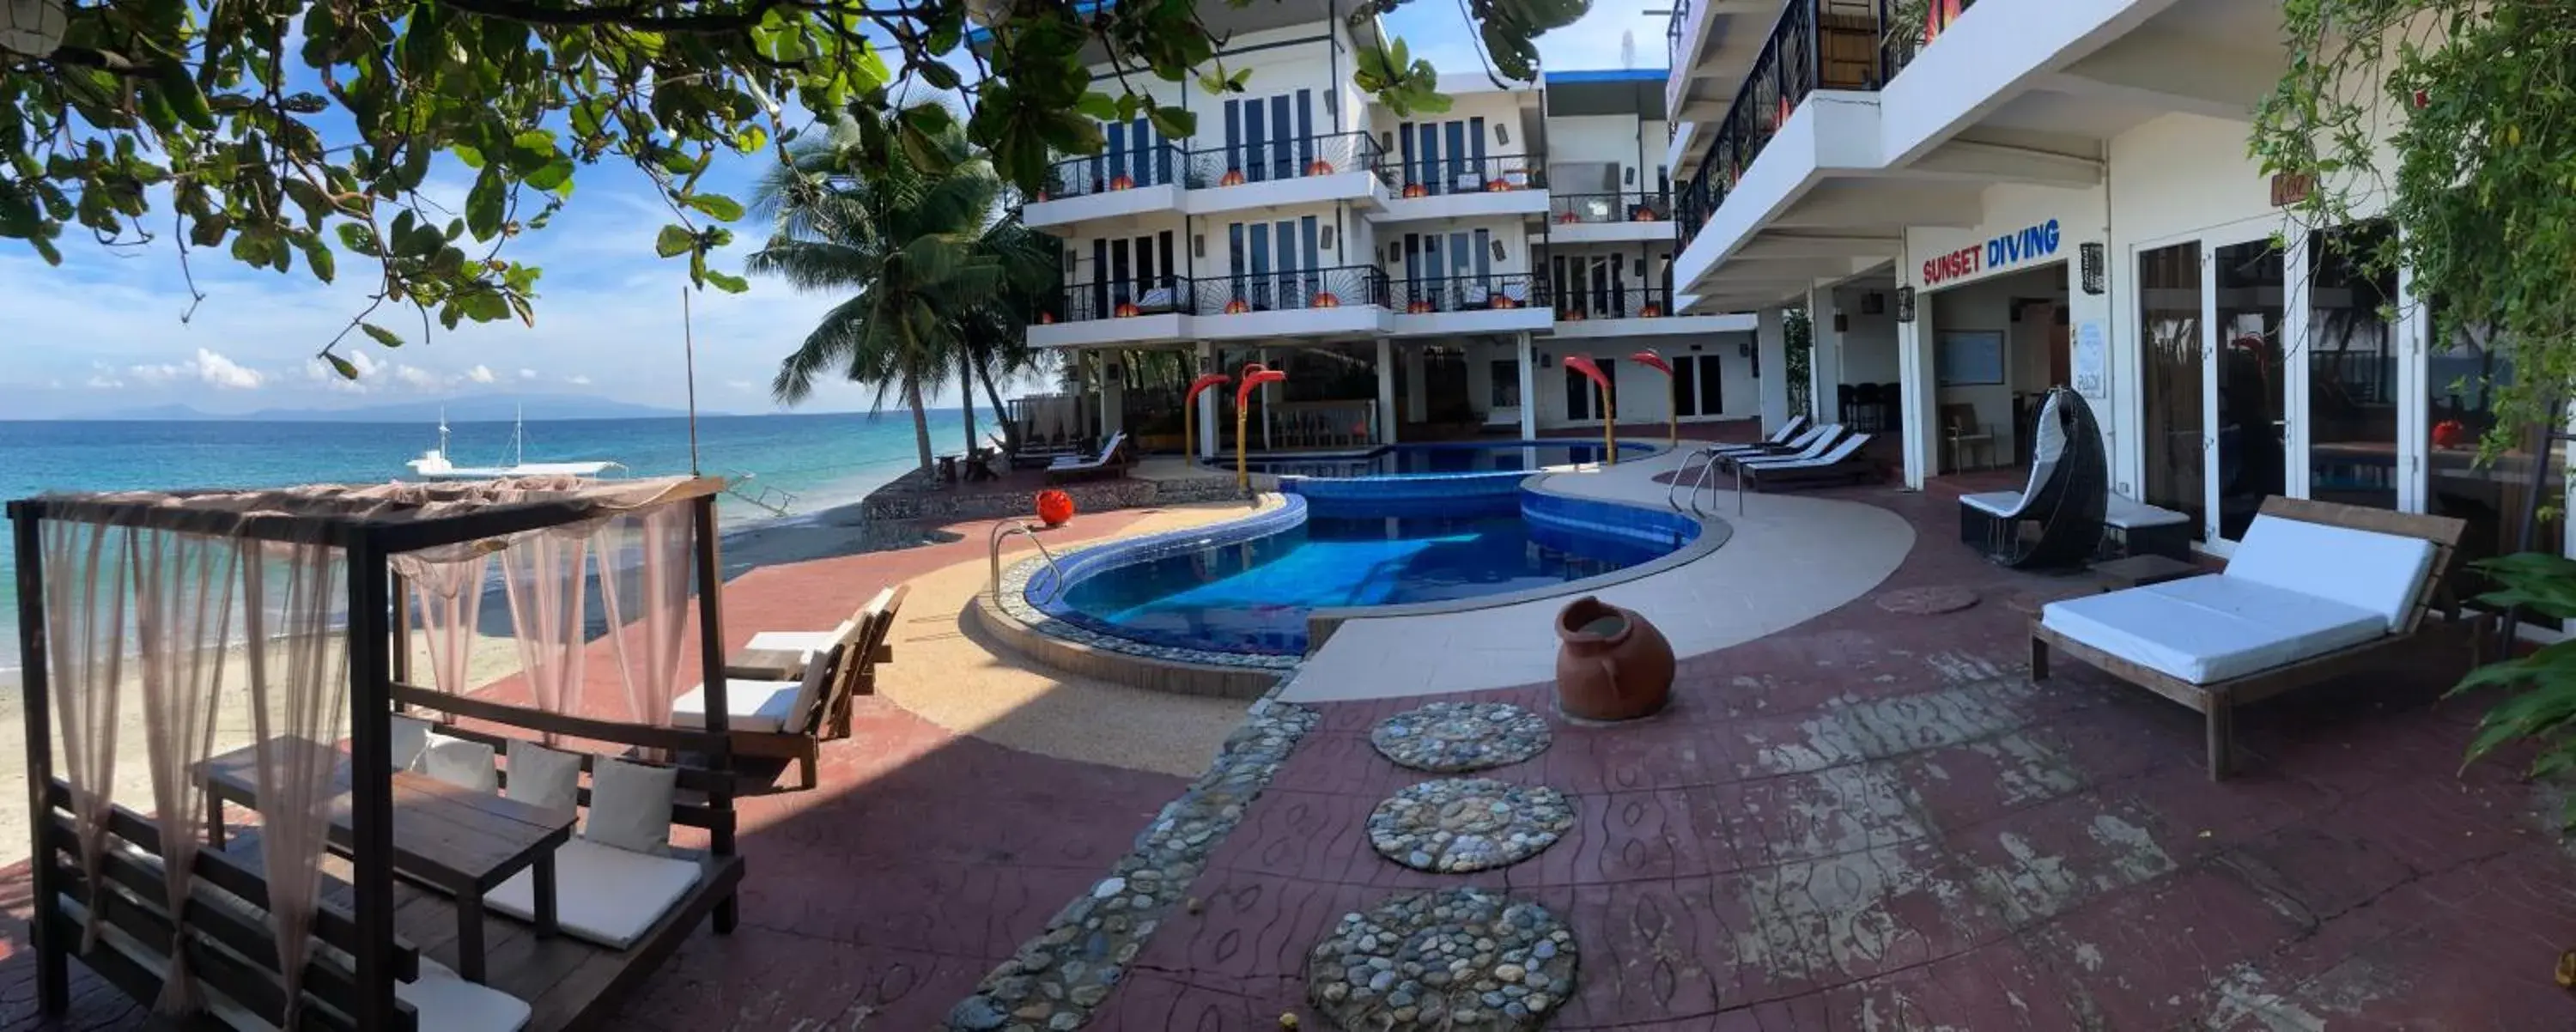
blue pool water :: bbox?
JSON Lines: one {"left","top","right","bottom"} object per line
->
{"left": 1228, "top": 440, "right": 1650, "bottom": 479}
{"left": 1049, "top": 502, "right": 1686, "bottom": 655}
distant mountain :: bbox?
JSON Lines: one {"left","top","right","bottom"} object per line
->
{"left": 71, "top": 394, "right": 693, "bottom": 422}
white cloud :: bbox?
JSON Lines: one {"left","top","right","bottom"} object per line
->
{"left": 725, "top": 379, "right": 756, "bottom": 392}
{"left": 131, "top": 349, "right": 264, "bottom": 390}
{"left": 392, "top": 364, "right": 452, "bottom": 391}
{"left": 466, "top": 364, "right": 497, "bottom": 384}
{"left": 86, "top": 371, "right": 124, "bottom": 389}
{"left": 564, "top": 373, "right": 593, "bottom": 385}
{"left": 519, "top": 368, "right": 538, "bottom": 380}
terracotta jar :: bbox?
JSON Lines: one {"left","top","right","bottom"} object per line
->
{"left": 1553, "top": 597, "right": 1675, "bottom": 721}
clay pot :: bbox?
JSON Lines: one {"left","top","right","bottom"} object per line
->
{"left": 1552, "top": 597, "right": 1674, "bottom": 722}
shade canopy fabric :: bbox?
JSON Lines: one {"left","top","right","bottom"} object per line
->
{"left": 28, "top": 476, "right": 720, "bottom": 551}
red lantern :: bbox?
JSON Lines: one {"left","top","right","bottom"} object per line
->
{"left": 1109, "top": 174, "right": 1135, "bottom": 191}
{"left": 1038, "top": 311, "right": 1056, "bottom": 325}
{"left": 1556, "top": 211, "right": 1579, "bottom": 224}
{"left": 2433, "top": 419, "right": 2470, "bottom": 449}
{"left": 1224, "top": 298, "right": 1250, "bottom": 314}
{"left": 1631, "top": 206, "right": 1656, "bottom": 222}
{"left": 1305, "top": 159, "right": 1336, "bottom": 176}
{"left": 1401, "top": 183, "right": 1429, "bottom": 198}
{"left": 1036, "top": 489, "right": 1075, "bottom": 528}
{"left": 1219, "top": 168, "right": 1247, "bottom": 186}
{"left": 1115, "top": 302, "right": 1141, "bottom": 318}
{"left": 1639, "top": 304, "right": 1663, "bottom": 318}
{"left": 1485, "top": 179, "right": 1510, "bottom": 192}
{"left": 1310, "top": 292, "right": 1340, "bottom": 308}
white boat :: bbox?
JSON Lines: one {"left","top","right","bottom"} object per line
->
{"left": 406, "top": 408, "right": 623, "bottom": 480}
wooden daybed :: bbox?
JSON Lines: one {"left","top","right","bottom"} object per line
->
{"left": 2031, "top": 496, "right": 2465, "bottom": 780}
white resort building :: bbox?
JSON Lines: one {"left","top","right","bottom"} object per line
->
{"left": 1018, "top": 0, "right": 1765, "bottom": 453}
{"left": 1663, "top": 0, "right": 2541, "bottom": 584}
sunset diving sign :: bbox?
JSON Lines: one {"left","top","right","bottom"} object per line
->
{"left": 1921, "top": 219, "right": 2063, "bottom": 286}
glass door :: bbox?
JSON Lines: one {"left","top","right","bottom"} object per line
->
{"left": 2138, "top": 241, "right": 2207, "bottom": 540}
{"left": 2302, "top": 221, "right": 2400, "bottom": 510}
{"left": 2213, "top": 239, "right": 2287, "bottom": 541}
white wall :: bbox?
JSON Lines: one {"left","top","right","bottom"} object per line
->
{"left": 1378, "top": 216, "right": 1537, "bottom": 278}
{"left": 1543, "top": 114, "right": 1657, "bottom": 195}
{"left": 1837, "top": 288, "right": 1900, "bottom": 386}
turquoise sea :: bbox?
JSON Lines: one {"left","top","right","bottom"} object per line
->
{"left": 0, "top": 409, "right": 972, "bottom": 675}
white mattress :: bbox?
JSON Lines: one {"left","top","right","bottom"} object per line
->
{"left": 2105, "top": 495, "right": 2190, "bottom": 528}
{"left": 671, "top": 677, "right": 804, "bottom": 734}
{"left": 485, "top": 837, "right": 703, "bottom": 950}
{"left": 2225, "top": 513, "right": 2436, "bottom": 631}
{"left": 2041, "top": 574, "right": 2387, "bottom": 683}
{"left": 745, "top": 630, "right": 835, "bottom": 653}
{"left": 1960, "top": 491, "right": 2022, "bottom": 517}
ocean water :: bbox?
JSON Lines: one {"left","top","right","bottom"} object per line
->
{"left": 0, "top": 409, "right": 974, "bottom": 673}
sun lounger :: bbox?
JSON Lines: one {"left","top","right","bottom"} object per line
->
{"left": 672, "top": 586, "right": 905, "bottom": 789}
{"left": 1047, "top": 431, "right": 1131, "bottom": 483}
{"left": 1716, "top": 424, "right": 1846, "bottom": 471}
{"left": 1713, "top": 421, "right": 1830, "bottom": 459}
{"left": 2031, "top": 497, "right": 2465, "bottom": 779}
{"left": 1725, "top": 433, "right": 1879, "bottom": 508}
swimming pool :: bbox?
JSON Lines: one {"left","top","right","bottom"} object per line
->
{"left": 1031, "top": 491, "right": 1702, "bottom": 657}
{"left": 1225, "top": 440, "right": 1652, "bottom": 479}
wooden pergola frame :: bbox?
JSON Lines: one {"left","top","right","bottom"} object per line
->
{"left": 8, "top": 477, "right": 740, "bottom": 1029}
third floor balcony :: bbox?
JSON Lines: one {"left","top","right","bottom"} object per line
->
{"left": 1026, "top": 133, "right": 1391, "bottom": 228}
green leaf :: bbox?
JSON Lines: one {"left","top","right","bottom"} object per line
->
{"left": 704, "top": 270, "right": 750, "bottom": 294}
{"left": 325, "top": 353, "right": 361, "bottom": 379}
{"left": 683, "top": 192, "right": 744, "bottom": 222}
{"left": 466, "top": 167, "right": 505, "bottom": 239}
{"left": 336, "top": 222, "right": 379, "bottom": 256}
{"left": 361, "top": 323, "right": 404, "bottom": 349}
{"left": 1076, "top": 93, "right": 1120, "bottom": 121}
{"left": 655, "top": 224, "right": 696, "bottom": 258}
{"left": 919, "top": 61, "right": 961, "bottom": 90}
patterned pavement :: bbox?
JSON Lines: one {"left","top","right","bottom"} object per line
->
{"left": 7, "top": 477, "right": 2576, "bottom": 1029}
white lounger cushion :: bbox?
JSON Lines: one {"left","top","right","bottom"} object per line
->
{"left": 485, "top": 837, "right": 702, "bottom": 950}
{"left": 2041, "top": 574, "right": 2388, "bottom": 683}
{"left": 2225, "top": 513, "right": 2436, "bottom": 631}
{"left": 1743, "top": 434, "right": 1866, "bottom": 468}
{"left": 671, "top": 668, "right": 819, "bottom": 735}
{"left": 400, "top": 958, "right": 535, "bottom": 1032}
{"left": 746, "top": 630, "right": 839, "bottom": 653}
{"left": 2106, "top": 495, "right": 2190, "bottom": 528}
{"left": 1960, "top": 490, "right": 2022, "bottom": 517}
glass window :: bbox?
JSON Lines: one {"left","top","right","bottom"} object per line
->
{"left": 1492, "top": 359, "right": 1520, "bottom": 410}
{"left": 2428, "top": 318, "right": 2566, "bottom": 627}
{"left": 2306, "top": 221, "right": 2399, "bottom": 509}
{"left": 2139, "top": 241, "right": 2207, "bottom": 538}
{"left": 2214, "top": 240, "right": 2287, "bottom": 540}
{"left": 1697, "top": 354, "right": 1723, "bottom": 416}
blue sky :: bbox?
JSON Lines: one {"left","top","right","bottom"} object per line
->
{"left": 0, "top": 0, "right": 1668, "bottom": 419}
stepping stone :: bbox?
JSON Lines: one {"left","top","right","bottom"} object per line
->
{"left": 1368, "top": 778, "right": 1574, "bottom": 873}
{"left": 1305, "top": 888, "right": 1577, "bottom": 1031}
{"left": 1370, "top": 701, "right": 1552, "bottom": 773}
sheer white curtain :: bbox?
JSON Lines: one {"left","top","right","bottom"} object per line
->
{"left": 130, "top": 529, "right": 238, "bottom": 1013}
{"left": 237, "top": 539, "right": 349, "bottom": 1025}
{"left": 391, "top": 552, "right": 490, "bottom": 712}
{"left": 39, "top": 520, "right": 131, "bottom": 951}
{"left": 598, "top": 504, "right": 693, "bottom": 732}
{"left": 499, "top": 530, "right": 592, "bottom": 741}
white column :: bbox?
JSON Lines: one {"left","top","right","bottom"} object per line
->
{"left": 1195, "top": 341, "right": 1219, "bottom": 460}
{"left": 1098, "top": 349, "right": 1126, "bottom": 436}
{"left": 1755, "top": 307, "right": 1791, "bottom": 432}
{"left": 1516, "top": 332, "right": 1540, "bottom": 440}
{"left": 1376, "top": 339, "right": 1400, "bottom": 445}
{"left": 1806, "top": 287, "right": 1844, "bottom": 425}
{"left": 1898, "top": 303, "right": 1938, "bottom": 489}
{"left": 1258, "top": 347, "right": 1273, "bottom": 451}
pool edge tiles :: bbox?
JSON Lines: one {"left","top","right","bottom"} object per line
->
{"left": 998, "top": 498, "right": 1310, "bottom": 672}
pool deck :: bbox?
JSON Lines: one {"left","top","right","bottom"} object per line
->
{"left": 1285, "top": 451, "right": 1914, "bottom": 702}
{"left": 8, "top": 457, "right": 2576, "bottom": 1029}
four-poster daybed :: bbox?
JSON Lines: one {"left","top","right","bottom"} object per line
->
{"left": 10, "top": 475, "right": 748, "bottom": 1031}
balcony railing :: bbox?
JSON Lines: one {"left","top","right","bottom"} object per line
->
{"left": 1391, "top": 273, "right": 1546, "bottom": 314}
{"left": 1549, "top": 191, "right": 1673, "bottom": 225}
{"left": 1038, "top": 276, "right": 1193, "bottom": 325}
{"left": 1551, "top": 282, "right": 1677, "bottom": 322}
{"left": 1675, "top": 0, "right": 1947, "bottom": 239}
{"left": 1380, "top": 154, "right": 1544, "bottom": 198}
{"left": 1194, "top": 265, "right": 1389, "bottom": 314}
{"left": 1184, "top": 131, "right": 1387, "bottom": 190}
{"left": 1038, "top": 143, "right": 1188, "bottom": 200}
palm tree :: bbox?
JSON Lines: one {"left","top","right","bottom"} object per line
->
{"left": 748, "top": 113, "right": 1030, "bottom": 477}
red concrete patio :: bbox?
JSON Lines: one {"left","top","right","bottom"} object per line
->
{"left": 6, "top": 486, "right": 2575, "bottom": 1029}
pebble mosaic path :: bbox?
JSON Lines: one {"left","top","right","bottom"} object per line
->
{"left": 1370, "top": 701, "right": 1554, "bottom": 773}
{"left": 1304, "top": 888, "right": 1579, "bottom": 1032}
{"left": 1367, "top": 779, "right": 1576, "bottom": 874}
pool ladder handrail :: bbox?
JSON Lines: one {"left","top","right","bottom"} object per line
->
{"left": 1668, "top": 446, "right": 1728, "bottom": 516}
{"left": 989, "top": 521, "right": 1071, "bottom": 604}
